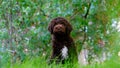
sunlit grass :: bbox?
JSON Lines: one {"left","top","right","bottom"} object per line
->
{"left": 3, "top": 53, "right": 120, "bottom": 68}
{"left": 3, "top": 56, "right": 79, "bottom": 68}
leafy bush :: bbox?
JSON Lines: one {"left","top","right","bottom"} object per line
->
{"left": 0, "top": 0, "right": 120, "bottom": 68}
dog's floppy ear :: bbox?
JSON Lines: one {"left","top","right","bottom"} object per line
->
{"left": 48, "top": 20, "right": 55, "bottom": 34}
{"left": 66, "top": 22, "right": 72, "bottom": 34}
{"left": 48, "top": 22, "right": 53, "bottom": 34}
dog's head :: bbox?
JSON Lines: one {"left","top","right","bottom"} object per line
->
{"left": 48, "top": 17, "right": 72, "bottom": 35}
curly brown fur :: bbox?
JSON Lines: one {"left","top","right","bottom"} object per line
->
{"left": 48, "top": 17, "right": 77, "bottom": 64}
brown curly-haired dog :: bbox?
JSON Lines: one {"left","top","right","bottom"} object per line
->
{"left": 48, "top": 17, "right": 77, "bottom": 64}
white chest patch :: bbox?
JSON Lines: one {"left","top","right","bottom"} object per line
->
{"left": 61, "top": 46, "right": 68, "bottom": 59}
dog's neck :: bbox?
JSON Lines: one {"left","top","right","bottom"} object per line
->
{"left": 52, "top": 34, "right": 70, "bottom": 42}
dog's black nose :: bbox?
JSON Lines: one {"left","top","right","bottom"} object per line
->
{"left": 54, "top": 25, "right": 63, "bottom": 31}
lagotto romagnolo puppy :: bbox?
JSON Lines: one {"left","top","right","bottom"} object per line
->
{"left": 48, "top": 17, "right": 77, "bottom": 64}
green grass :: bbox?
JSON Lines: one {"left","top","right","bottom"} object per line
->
{"left": 2, "top": 54, "right": 120, "bottom": 68}
{"left": 3, "top": 56, "right": 79, "bottom": 68}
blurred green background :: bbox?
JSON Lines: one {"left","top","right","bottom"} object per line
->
{"left": 0, "top": 0, "right": 120, "bottom": 68}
